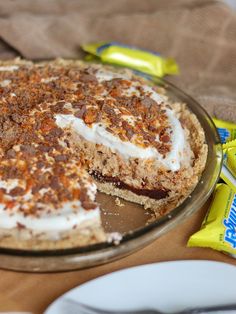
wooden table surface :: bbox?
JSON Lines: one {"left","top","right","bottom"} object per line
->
{"left": 0, "top": 202, "right": 235, "bottom": 314}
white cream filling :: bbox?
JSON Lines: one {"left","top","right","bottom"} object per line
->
{"left": 89, "top": 69, "right": 191, "bottom": 170}
{"left": 0, "top": 79, "right": 11, "bottom": 87}
{"left": 95, "top": 70, "right": 129, "bottom": 82}
{"left": 0, "top": 178, "right": 22, "bottom": 192}
{"left": 0, "top": 201, "right": 99, "bottom": 232}
{"left": 41, "top": 76, "right": 58, "bottom": 83}
{"left": 95, "top": 70, "right": 164, "bottom": 104}
{"left": 55, "top": 111, "right": 188, "bottom": 171}
{"left": 142, "top": 85, "right": 164, "bottom": 104}
{"left": 0, "top": 179, "right": 100, "bottom": 236}
{"left": 0, "top": 65, "right": 19, "bottom": 71}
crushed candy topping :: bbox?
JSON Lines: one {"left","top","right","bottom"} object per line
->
{"left": 0, "top": 62, "right": 173, "bottom": 218}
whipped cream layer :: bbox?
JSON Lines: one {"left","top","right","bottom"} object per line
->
{"left": 56, "top": 112, "right": 188, "bottom": 171}
{"left": 0, "top": 65, "right": 19, "bottom": 71}
{"left": 0, "top": 174, "right": 100, "bottom": 238}
{"left": 0, "top": 199, "right": 99, "bottom": 238}
{"left": 55, "top": 70, "right": 192, "bottom": 171}
{"left": 95, "top": 69, "right": 164, "bottom": 103}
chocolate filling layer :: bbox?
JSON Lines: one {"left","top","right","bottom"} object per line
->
{"left": 91, "top": 171, "right": 169, "bottom": 200}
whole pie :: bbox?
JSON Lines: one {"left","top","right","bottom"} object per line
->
{"left": 0, "top": 59, "right": 207, "bottom": 250}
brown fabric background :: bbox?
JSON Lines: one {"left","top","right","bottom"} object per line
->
{"left": 0, "top": 0, "right": 235, "bottom": 121}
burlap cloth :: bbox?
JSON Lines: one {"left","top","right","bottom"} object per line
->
{"left": 0, "top": 0, "right": 235, "bottom": 121}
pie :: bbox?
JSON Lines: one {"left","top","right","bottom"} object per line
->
{"left": 0, "top": 59, "right": 207, "bottom": 250}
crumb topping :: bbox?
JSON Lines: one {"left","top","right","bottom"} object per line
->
{"left": 0, "top": 61, "right": 174, "bottom": 218}
{"left": 0, "top": 63, "right": 172, "bottom": 155}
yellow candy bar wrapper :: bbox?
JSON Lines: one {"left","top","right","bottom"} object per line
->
{"left": 223, "top": 139, "right": 236, "bottom": 150}
{"left": 188, "top": 183, "right": 236, "bottom": 256}
{"left": 224, "top": 147, "right": 236, "bottom": 178}
{"left": 81, "top": 42, "right": 179, "bottom": 78}
{"left": 213, "top": 118, "right": 236, "bottom": 143}
{"left": 220, "top": 140, "right": 236, "bottom": 192}
{"left": 220, "top": 165, "right": 236, "bottom": 194}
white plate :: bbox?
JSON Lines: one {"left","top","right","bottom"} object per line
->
{"left": 45, "top": 260, "right": 236, "bottom": 313}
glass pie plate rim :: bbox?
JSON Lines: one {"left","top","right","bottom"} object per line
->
{"left": 0, "top": 74, "right": 222, "bottom": 272}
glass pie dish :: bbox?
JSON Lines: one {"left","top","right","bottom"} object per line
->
{"left": 0, "top": 74, "right": 222, "bottom": 272}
